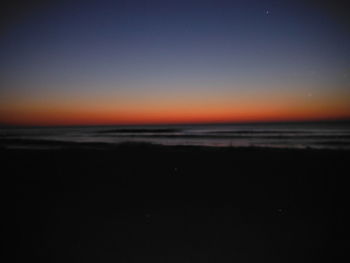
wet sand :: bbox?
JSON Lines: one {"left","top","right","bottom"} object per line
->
{"left": 5, "top": 141, "right": 348, "bottom": 262}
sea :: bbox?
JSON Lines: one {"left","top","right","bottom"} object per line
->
{"left": 1, "top": 121, "right": 350, "bottom": 150}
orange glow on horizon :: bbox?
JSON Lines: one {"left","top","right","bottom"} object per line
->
{"left": 1, "top": 104, "right": 349, "bottom": 126}
{"left": 1, "top": 88, "right": 349, "bottom": 126}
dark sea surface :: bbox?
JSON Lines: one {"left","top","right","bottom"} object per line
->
{"left": 2, "top": 121, "right": 350, "bottom": 149}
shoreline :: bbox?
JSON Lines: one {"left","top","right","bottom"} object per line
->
{"left": 2, "top": 137, "right": 350, "bottom": 151}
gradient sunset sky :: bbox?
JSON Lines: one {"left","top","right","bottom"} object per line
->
{"left": 1, "top": 0, "right": 349, "bottom": 126}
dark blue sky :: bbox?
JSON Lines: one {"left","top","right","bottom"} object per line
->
{"left": 1, "top": 0, "right": 349, "bottom": 125}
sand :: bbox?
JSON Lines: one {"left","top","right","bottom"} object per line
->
{"left": 5, "top": 141, "right": 348, "bottom": 262}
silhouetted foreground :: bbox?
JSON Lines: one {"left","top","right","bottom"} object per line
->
{"left": 5, "top": 142, "right": 348, "bottom": 263}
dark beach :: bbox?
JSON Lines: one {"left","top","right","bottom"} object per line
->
{"left": 5, "top": 140, "right": 348, "bottom": 262}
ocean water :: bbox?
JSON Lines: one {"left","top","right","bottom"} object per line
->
{"left": 1, "top": 121, "right": 350, "bottom": 149}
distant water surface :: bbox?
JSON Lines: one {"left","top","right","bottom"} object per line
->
{"left": 1, "top": 121, "right": 350, "bottom": 149}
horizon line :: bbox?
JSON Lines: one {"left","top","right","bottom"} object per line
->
{"left": 1, "top": 117, "right": 350, "bottom": 128}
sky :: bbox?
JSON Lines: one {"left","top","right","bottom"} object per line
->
{"left": 0, "top": 0, "right": 349, "bottom": 126}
